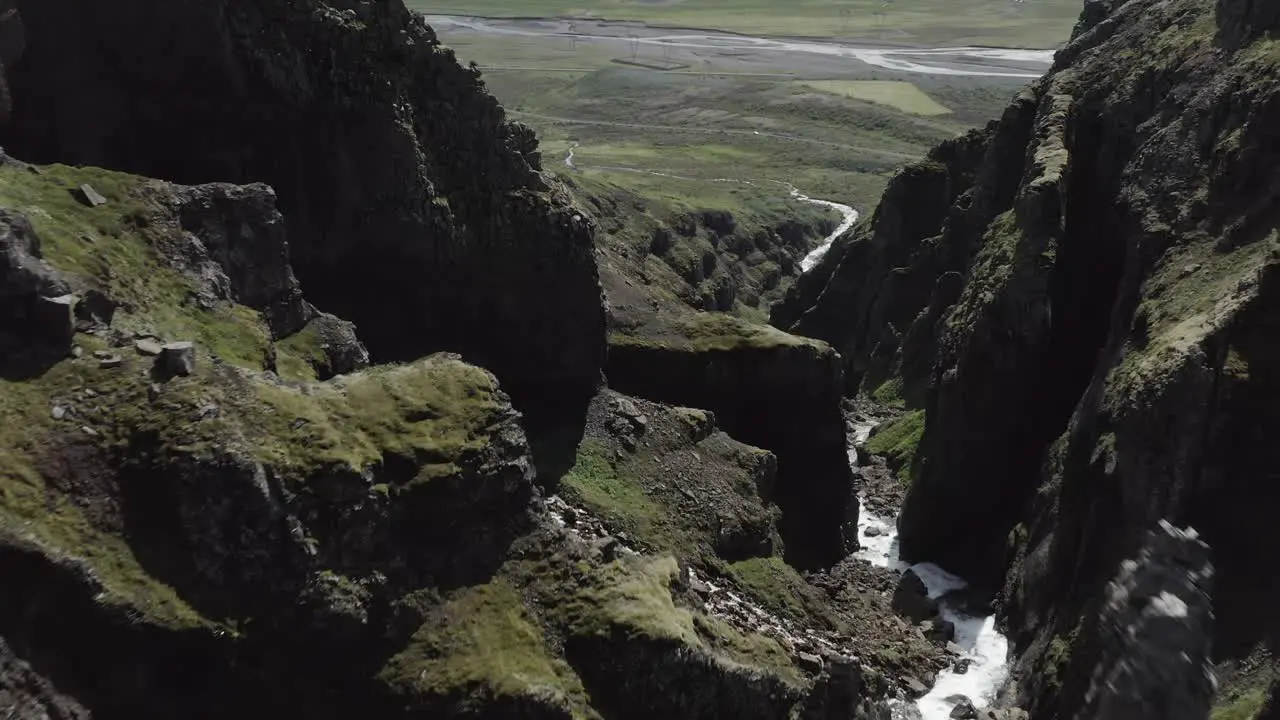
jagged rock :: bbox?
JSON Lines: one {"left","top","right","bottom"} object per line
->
{"left": 607, "top": 313, "right": 854, "bottom": 568}
{"left": 954, "top": 658, "right": 972, "bottom": 674}
{"left": 1073, "top": 521, "right": 1215, "bottom": 720}
{"left": 31, "top": 294, "right": 75, "bottom": 349}
{"left": 305, "top": 312, "right": 370, "bottom": 379}
{"left": 73, "top": 288, "right": 115, "bottom": 330}
{"left": 74, "top": 183, "right": 106, "bottom": 207}
{"left": 0, "top": 209, "right": 72, "bottom": 354}
{"left": 577, "top": 389, "right": 783, "bottom": 562}
{"left": 5, "top": 0, "right": 608, "bottom": 477}
{"left": 949, "top": 696, "right": 978, "bottom": 718}
{"left": 798, "top": 652, "right": 824, "bottom": 673}
{"left": 891, "top": 570, "right": 939, "bottom": 622}
{"left": 170, "top": 182, "right": 314, "bottom": 338}
{"left": 159, "top": 341, "right": 196, "bottom": 377}
{"left": 1216, "top": 0, "right": 1280, "bottom": 47}
{"left": 97, "top": 355, "right": 122, "bottom": 369}
{"left": 904, "top": 676, "right": 929, "bottom": 697}
{"left": 924, "top": 618, "right": 956, "bottom": 643}
{"left": 134, "top": 338, "right": 162, "bottom": 356}
{"left": 591, "top": 535, "right": 621, "bottom": 561}
{"left": 0, "top": 637, "right": 90, "bottom": 720}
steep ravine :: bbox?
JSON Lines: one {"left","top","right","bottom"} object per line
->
{"left": 851, "top": 421, "right": 1014, "bottom": 720}
{"left": 778, "top": 0, "right": 1280, "bottom": 717}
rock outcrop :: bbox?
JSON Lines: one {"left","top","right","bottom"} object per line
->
{"left": 0, "top": 206, "right": 72, "bottom": 363}
{"left": 606, "top": 311, "right": 855, "bottom": 569}
{"left": 1073, "top": 521, "right": 1216, "bottom": 720}
{"left": 1, "top": 0, "right": 606, "bottom": 474}
{"left": 0, "top": 637, "right": 89, "bottom": 720}
{"left": 776, "top": 0, "right": 1280, "bottom": 716}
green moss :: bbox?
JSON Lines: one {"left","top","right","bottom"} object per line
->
{"left": 864, "top": 410, "right": 925, "bottom": 486}
{"left": 529, "top": 555, "right": 700, "bottom": 644}
{"left": 513, "top": 551, "right": 801, "bottom": 684}
{"left": 1112, "top": 224, "right": 1276, "bottom": 396}
{"left": 379, "top": 580, "right": 596, "bottom": 718}
{"left": 274, "top": 322, "right": 326, "bottom": 382}
{"left": 869, "top": 377, "right": 906, "bottom": 409}
{"left": 249, "top": 357, "right": 504, "bottom": 481}
{"left": 610, "top": 312, "right": 827, "bottom": 354}
{"left": 692, "top": 613, "right": 802, "bottom": 686}
{"left": 1042, "top": 623, "right": 1081, "bottom": 692}
{"left": 1212, "top": 687, "right": 1270, "bottom": 720}
{"left": 1213, "top": 657, "right": 1275, "bottom": 720}
{"left": 0, "top": 163, "right": 276, "bottom": 370}
{"left": 726, "top": 556, "right": 844, "bottom": 631}
{"left": 560, "top": 440, "right": 662, "bottom": 541}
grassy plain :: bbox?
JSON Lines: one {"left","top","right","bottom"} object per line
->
{"left": 411, "top": 0, "right": 1081, "bottom": 48}
{"left": 425, "top": 7, "right": 1061, "bottom": 319}
{"left": 447, "top": 30, "right": 1023, "bottom": 211}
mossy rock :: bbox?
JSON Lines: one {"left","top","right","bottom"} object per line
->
{"left": 380, "top": 580, "right": 598, "bottom": 719}
{"left": 610, "top": 311, "right": 829, "bottom": 354}
{"left": 864, "top": 410, "right": 925, "bottom": 486}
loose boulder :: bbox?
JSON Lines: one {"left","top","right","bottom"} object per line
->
{"left": 160, "top": 341, "right": 196, "bottom": 377}
{"left": 892, "top": 569, "right": 939, "bottom": 622}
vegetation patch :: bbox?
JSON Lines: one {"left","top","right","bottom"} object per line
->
{"left": 726, "top": 556, "right": 844, "bottom": 631}
{"left": 249, "top": 358, "right": 505, "bottom": 482}
{"left": 414, "top": 0, "right": 1082, "bottom": 47}
{"left": 869, "top": 377, "right": 906, "bottom": 409}
{"left": 509, "top": 550, "right": 800, "bottom": 685}
{"left": 864, "top": 410, "right": 925, "bottom": 486}
{"left": 799, "top": 80, "right": 952, "bottom": 116}
{"left": 611, "top": 311, "right": 829, "bottom": 353}
{"left": 1212, "top": 652, "right": 1275, "bottom": 720}
{"left": 560, "top": 440, "right": 664, "bottom": 545}
{"left": 274, "top": 322, "right": 327, "bottom": 382}
{"left": 0, "top": 163, "right": 280, "bottom": 369}
{"left": 380, "top": 580, "right": 596, "bottom": 717}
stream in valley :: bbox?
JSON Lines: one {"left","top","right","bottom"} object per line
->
{"left": 850, "top": 425, "right": 1011, "bottom": 720}
{"left": 565, "top": 142, "right": 859, "bottom": 271}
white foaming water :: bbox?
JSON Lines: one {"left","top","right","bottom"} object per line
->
{"left": 796, "top": 189, "right": 859, "bottom": 271}
{"left": 850, "top": 424, "right": 1011, "bottom": 720}
{"left": 558, "top": 145, "right": 859, "bottom": 266}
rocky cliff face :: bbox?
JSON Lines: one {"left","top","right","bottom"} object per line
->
{"left": 777, "top": 0, "right": 1280, "bottom": 716}
{"left": 606, "top": 310, "right": 856, "bottom": 570}
{"left": 0, "top": 0, "right": 605, "bottom": 475}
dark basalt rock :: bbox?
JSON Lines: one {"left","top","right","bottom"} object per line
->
{"left": 773, "top": 0, "right": 1280, "bottom": 717}
{"left": 0, "top": 637, "right": 89, "bottom": 720}
{"left": 606, "top": 315, "right": 855, "bottom": 569}
{"left": 0, "top": 208, "right": 74, "bottom": 369}
{"left": 1074, "top": 521, "right": 1215, "bottom": 720}
{"left": 1, "top": 0, "right": 606, "bottom": 476}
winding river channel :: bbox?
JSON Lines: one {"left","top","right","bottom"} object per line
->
{"left": 850, "top": 425, "right": 1011, "bottom": 720}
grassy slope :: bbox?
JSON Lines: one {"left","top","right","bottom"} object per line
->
{"left": 0, "top": 163, "right": 507, "bottom": 630}
{"left": 410, "top": 0, "right": 1081, "bottom": 48}
{"left": 0, "top": 161, "right": 806, "bottom": 714}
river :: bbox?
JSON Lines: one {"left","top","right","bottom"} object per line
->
{"left": 427, "top": 16, "right": 1055, "bottom": 79}
{"left": 564, "top": 142, "right": 858, "bottom": 268}
{"left": 850, "top": 425, "right": 1011, "bottom": 720}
